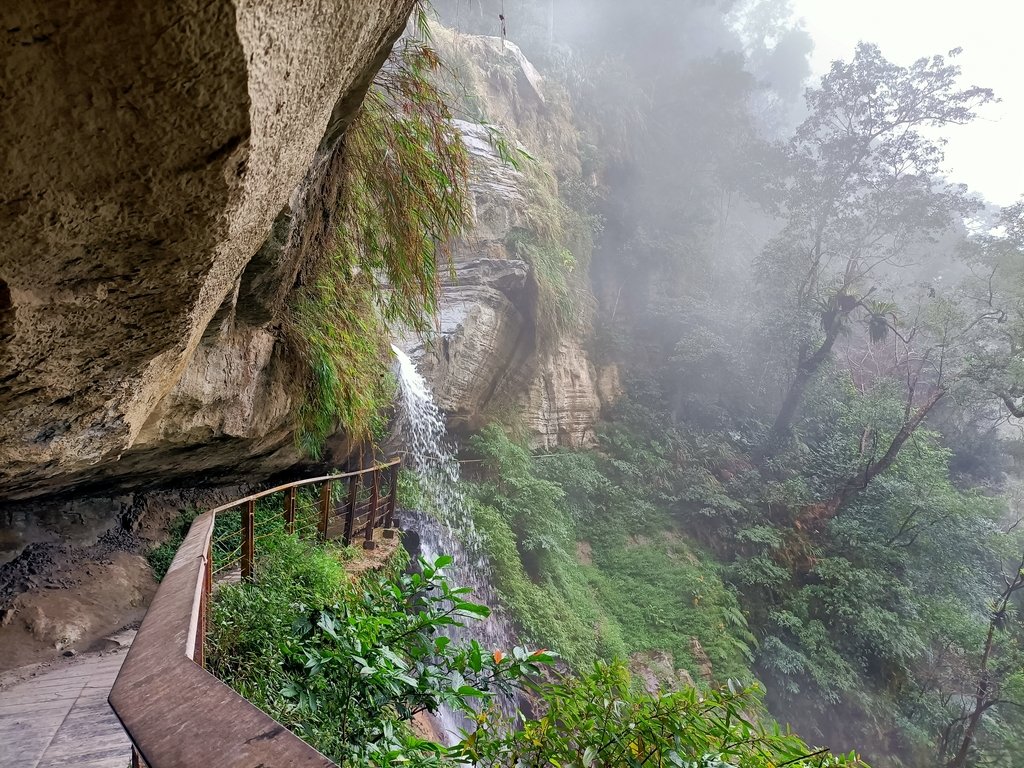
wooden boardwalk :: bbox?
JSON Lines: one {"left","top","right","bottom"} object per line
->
{"left": 0, "top": 635, "right": 132, "bottom": 768}
{"left": 0, "top": 463, "right": 399, "bottom": 768}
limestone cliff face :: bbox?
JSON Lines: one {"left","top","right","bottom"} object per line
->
{"left": 403, "top": 31, "right": 618, "bottom": 448}
{"left": 0, "top": 0, "right": 416, "bottom": 500}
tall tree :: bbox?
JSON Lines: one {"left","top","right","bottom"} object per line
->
{"left": 794, "top": 299, "right": 945, "bottom": 526}
{"left": 940, "top": 550, "right": 1024, "bottom": 768}
{"left": 758, "top": 44, "right": 993, "bottom": 452}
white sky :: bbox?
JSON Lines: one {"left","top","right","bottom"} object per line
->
{"left": 788, "top": 0, "right": 1023, "bottom": 206}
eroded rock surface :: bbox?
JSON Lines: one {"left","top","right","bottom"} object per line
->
{"left": 404, "top": 32, "right": 613, "bottom": 448}
{"left": 405, "top": 256, "right": 530, "bottom": 429}
{"left": 524, "top": 338, "right": 602, "bottom": 449}
{"left": 0, "top": 0, "right": 416, "bottom": 500}
{"left": 629, "top": 650, "right": 698, "bottom": 694}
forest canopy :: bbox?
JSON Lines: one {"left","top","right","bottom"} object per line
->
{"left": 422, "top": 2, "right": 1024, "bottom": 766}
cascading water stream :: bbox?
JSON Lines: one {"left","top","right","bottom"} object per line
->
{"left": 390, "top": 345, "right": 519, "bottom": 741}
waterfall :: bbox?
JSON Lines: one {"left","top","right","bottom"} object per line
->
{"left": 390, "top": 345, "right": 519, "bottom": 741}
{"left": 391, "top": 345, "right": 474, "bottom": 543}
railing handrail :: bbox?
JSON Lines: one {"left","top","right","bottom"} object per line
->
{"left": 109, "top": 459, "right": 401, "bottom": 767}
{"left": 206, "top": 458, "right": 401, "bottom": 516}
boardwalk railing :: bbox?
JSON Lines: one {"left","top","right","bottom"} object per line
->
{"left": 109, "top": 459, "right": 401, "bottom": 768}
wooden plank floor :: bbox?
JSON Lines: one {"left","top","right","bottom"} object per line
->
{"left": 0, "top": 638, "right": 132, "bottom": 768}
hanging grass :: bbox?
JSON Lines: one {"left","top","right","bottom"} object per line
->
{"left": 293, "top": 271, "right": 396, "bottom": 457}
{"left": 292, "top": 13, "right": 471, "bottom": 456}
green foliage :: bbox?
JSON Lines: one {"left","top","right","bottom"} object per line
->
{"left": 507, "top": 227, "right": 580, "bottom": 339}
{"left": 207, "top": 529, "right": 865, "bottom": 766}
{"left": 146, "top": 508, "right": 200, "bottom": 581}
{"left": 462, "top": 424, "right": 754, "bottom": 681}
{"left": 343, "top": 38, "right": 470, "bottom": 330}
{"left": 864, "top": 300, "right": 897, "bottom": 344}
{"left": 504, "top": 152, "right": 595, "bottom": 344}
{"left": 293, "top": 274, "right": 397, "bottom": 457}
{"left": 276, "top": 559, "right": 554, "bottom": 763}
{"left": 292, "top": 26, "right": 470, "bottom": 455}
{"left": 207, "top": 534, "right": 351, "bottom": 712}
{"left": 469, "top": 494, "right": 606, "bottom": 668}
{"left": 492, "top": 378, "right": 1019, "bottom": 767}
{"left": 460, "top": 661, "right": 867, "bottom": 768}
{"left": 715, "top": 378, "right": 1013, "bottom": 757}
{"left": 398, "top": 467, "right": 427, "bottom": 511}
{"left": 207, "top": 531, "right": 555, "bottom": 765}
{"left": 277, "top": 10, "right": 1024, "bottom": 764}
{"left": 421, "top": 8, "right": 1023, "bottom": 765}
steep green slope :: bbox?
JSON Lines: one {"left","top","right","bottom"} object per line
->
{"left": 461, "top": 424, "right": 755, "bottom": 683}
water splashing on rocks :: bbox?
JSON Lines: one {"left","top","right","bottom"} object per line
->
{"left": 391, "top": 346, "right": 475, "bottom": 543}
{"left": 391, "top": 345, "right": 518, "bottom": 741}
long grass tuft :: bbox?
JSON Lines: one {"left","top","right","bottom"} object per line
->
{"left": 292, "top": 12, "right": 471, "bottom": 456}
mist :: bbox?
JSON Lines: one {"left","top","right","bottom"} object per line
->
{"left": 428, "top": 2, "right": 1024, "bottom": 765}
{"left": 2, "top": 1, "right": 1022, "bottom": 766}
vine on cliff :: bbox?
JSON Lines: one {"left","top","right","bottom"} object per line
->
{"left": 293, "top": 12, "right": 472, "bottom": 456}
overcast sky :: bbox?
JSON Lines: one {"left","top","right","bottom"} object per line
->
{"left": 788, "top": 0, "right": 1023, "bottom": 207}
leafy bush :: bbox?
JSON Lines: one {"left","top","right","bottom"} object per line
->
{"left": 206, "top": 531, "right": 554, "bottom": 765}
{"left": 469, "top": 495, "right": 604, "bottom": 668}
{"left": 594, "top": 373, "right": 1018, "bottom": 765}
{"left": 462, "top": 424, "right": 754, "bottom": 680}
{"left": 460, "top": 660, "right": 867, "bottom": 768}
{"left": 206, "top": 527, "right": 863, "bottom": 767}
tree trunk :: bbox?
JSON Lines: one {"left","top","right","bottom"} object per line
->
{"left": 998, "top": 392, "right": 1024, "bottom": 418}
{"left": 762, "top": 313, "right": 847, "bottom": 456}
{"left": 835, "top": 388, "right": 944, "bottom": 507}
{"left": 946, "top": 677, "right": 990, "bottom": 768}
{"left": 945, "top": 554, "right": 1024, "bottom": 768}
{"left": 797, "top": 388, "right": 945, "bottom": 529}
{"left": 765, "top": 365, "right": 815, "bottom": 453}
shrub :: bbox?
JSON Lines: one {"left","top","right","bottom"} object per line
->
{"left": 459, "top": 660, "right": 867, "bottom": 767}
{"left": 206, "top": 531, "right": 554, "bottom": 765}
{"left": 462, "top": 424, "right": 755, "bottom": 680}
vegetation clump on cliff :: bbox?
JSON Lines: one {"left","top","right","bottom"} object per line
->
{"left": 460, "top": 424, "right": 754, "bottom": 677}
{"left": 508, "top": 160, "right": 595, "bottom": 341}
{"left": 292, "top": 13, "right": 471, "bottom": 455}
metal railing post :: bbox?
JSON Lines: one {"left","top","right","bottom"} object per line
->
{"left": 383, "top": 462, "right": 398, "bottom": 539}
{"left": 364, "top": 468, "right": 380, "bottom": 550}
{"left": 285, "top": 487, "right": 296, "bottom": 534}
{"left": 199, "top": 540, "right": 212, "bottom": 668}
{"left": 318, "top": 481, "right": 332, "bottom": 540}
{"left": 344, "top": 474, "right": 358, "bottom": 546}
{"left": 241, "top": 499, "right": 255, "bottom": 582}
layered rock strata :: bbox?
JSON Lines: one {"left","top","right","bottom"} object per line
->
{"left": 403, "top": 33, "right": 617, "bottom": 448}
